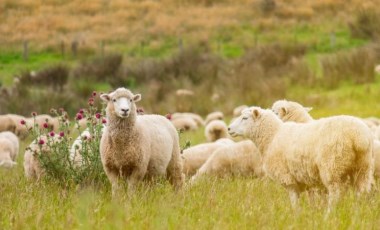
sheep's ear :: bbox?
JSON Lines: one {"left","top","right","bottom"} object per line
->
{"left": 133, "top": 94, "right": 141, "bottom": 102}
{"left": 304, "top": 107, "right": 313, "bottom": 112}
{"left": 252, "top": 109, "right": 260, "bottom": 119}
{"left": 100, "top": 93, "right": 111, "bottom": 102}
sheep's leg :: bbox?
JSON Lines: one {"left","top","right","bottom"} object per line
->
{"left": 286, "top": 184, "right": 301, "bottom": 211}
{"left": 166, "top": 145, "right": 185, "bottom": 191}
{"left": 326, "top": 183, "right": 341, "bottom": 216}
{"left": 354, "top": 156, "right": 374, "bottom": 195}
{"left": 126, "top": 169, "right": 145, "bottom": 197}
{"left": 104, "top": 167, "right": 121, "bottom": 197}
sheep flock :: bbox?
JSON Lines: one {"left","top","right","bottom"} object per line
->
{"left": 3, "top": 87, "right": 380, "bottom": 215}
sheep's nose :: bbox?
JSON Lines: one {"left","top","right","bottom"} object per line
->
{"left": 228, "top": 127, "right": 230, "bottom": 131}
{"left": 121, "top": 108, "right": 129, "bottom": 113}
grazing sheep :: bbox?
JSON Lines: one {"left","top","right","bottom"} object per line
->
{"left": 233, "top": 105, "right": 248, "bottom": 117}
{"left": 205, "top": 120, "right": 229, "bottom": 142}
{"left": 205, "top": 111, "right": 224, "bottom": 125}
{"left": 8, "top": 114, "right": 29, "bottom": 139}
{"left": 171, "top": 113, "right": 204, "bottom": 127}
{"left": 0, "top": 115, "right": 16, "bottom": 133}
{"left": 182, "top": 141, "right": 233, "bottom": 176}
{"left": 24, "top": 135, "right": 61, "bottom": 180}
{"left": 0, "top": 138, "right": 17, "bottom": 168}
{"left": 190, "top": 140, "right": 263, "bottom": 183}
{"left": 100, "top": 88, "right": 184, "bottom": 196}
{"left": 271, "top": 99, "right": 313, "bottom": 123}
{"left": 171, "top": 117, "right": 198, "bottom": 132}
{"left": 228, "top": 107, "right": 374, "bottom": 212}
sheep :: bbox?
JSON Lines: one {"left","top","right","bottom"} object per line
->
{"left": 23, "top": 134, "right": 61, "bottom": 180}
{"left": 205, "top": 120, "right": 229, "bottom": 142}
{"left": 70, "top": 125, "right": 105, "bottom": 167}
{"left": 272, "top": 99, "right": 380, "bottom": 180}
{"left": 100, "top": 88, "right": 184, "bottom": 196}
{"left": 233, "top": 105, "right": 248, "bottom": 118}
{"left": 0, "top": 131, "right": 19, "bottom": 161}
{"left": 171, "top": 117, "right": 198, "bottom": 132}
{"left": 375, "top": 64, "right": 380, "bottom": 74}
{"left": 271, "top": 99, "right": 313, "bottom": 123}
{"left": 8, "top": 114, "right": 29, "bottom": 139}
{"left": 0, "top": 138, "right": 17, "bottom": 168}
{"left": 0, "top": 115, "right": 16, "bottom": 133}
{"left": 204, "top": 111, "right": 224, "bottom": 125}
{"left": 171, "top": 112, "right": 204, "bottom": 127}
{"left": 228, "top": 107, "right": 374, "bottom": 213}
{"left": 182, "top": 140, "right": 233, "bottom": 176}
{"left": 190, "top": 140, "right": 263, "bottom": 183}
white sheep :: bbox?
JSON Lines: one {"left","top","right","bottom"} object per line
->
{"left": 204, "top": 120, "right": 229, "bottom": 142}
{"left": 0, "top": 138, "right": 18, "bottom": 168}
{"left": 190, "top": 140, "right": 263, "bottom": 183}
{"left": 0, "top": 131, "right": 19, "bottom": 160}
{"left": 182, "top": 139, "right": 233, "bottom": 176}
{"left": 204, "top": 111, "right": 224, "bottom": 125}
{"left": 171, "top": 112, "right": 204, "bottom": 127}
{"left": 171, "top": 117, "right": 198, "bottom": 132}
{"left": 23, "top": 134, "right": 61, "bottom": 180}
{"left": 228, "top": 107, "right": 374, "bottom": 212}
{"left": 70, "top": 125, "right": 105, "bottom": 167}
{"left": 100, "top": 88, "right": 184, "bottom": 196}
{"left": 271, "top": 99, "right": 313, "bottom": 123}
{"left": 272, "top": 99, "right": 380, "bottom": 180}
{"left": 8, "top": 114, "right": 29, "bottom": 139}
{"left": 233, "top": 105, "right": 248, "bottom": 117}
{"left": 0, "top": 115, "right": 16, "bottom": 133}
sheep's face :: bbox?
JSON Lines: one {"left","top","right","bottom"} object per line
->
{"left": 228, "top": 107, "right": 254, "bottom": 137}
{"left": 271, "top": 100, "right": 288, "bottom": 120}
{"left": 101, "top": 89, "right": 141, "bottom": 118}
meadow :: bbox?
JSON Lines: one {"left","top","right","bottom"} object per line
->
{"left": 2, "top": 0, "right": 380, "bottom": 229}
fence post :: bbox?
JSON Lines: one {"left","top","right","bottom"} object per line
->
{"left": 23, "top": 40, "right": 29, "bottom": 62}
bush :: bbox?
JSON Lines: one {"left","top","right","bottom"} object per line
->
{"left": 24, "top": 93, "right": 107, "bottom": 186}
{"left": 349, "top": 8, "right": 380, "bottom": 40}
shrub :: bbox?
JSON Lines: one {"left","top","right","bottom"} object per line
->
{"left": 349, "top": 8, "right": 380, "bottom": 40}
{"left": 24, "top": 93, "right": 107, "bottom": 186}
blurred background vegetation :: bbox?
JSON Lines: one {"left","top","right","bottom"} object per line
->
{"left": 1, "top": 0, "right": 380, "bottom": 117}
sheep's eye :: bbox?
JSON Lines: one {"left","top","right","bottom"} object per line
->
{"left": 112, "top": 99, "right": 116, "bottom": 102}
{"left": 242, "top": 117, "right": 248, "bottom": 120}
{"left": 130, "top": 99, "right": 133, "bottom": 102}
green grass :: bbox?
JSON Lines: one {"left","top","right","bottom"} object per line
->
{"left": 1, "top": 129, "right": 380, "bottom": 229}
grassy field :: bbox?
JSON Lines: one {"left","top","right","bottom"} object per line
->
{"left": 1, "top": 128, "right": 380, "bottom": 229}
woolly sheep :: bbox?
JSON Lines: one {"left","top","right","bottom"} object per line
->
{"left": 0, "top": 131, "right": 19, "bottom": 160}
{"left": 190, "top": 140, "right": 263, "bottom": 183}
{"left": 233, "top": 105, "right": 248, "bottom": 117}
{"left": 8, "top": 114, "right": 29, "bottom": 139}
{"left": 171, "top": 113, "right": 204, "bottom": 127}
{"left": 100, "top": 88, "right": 184, "bottom": 196}
{"left": 0, "top": 115, "right": 16, "bottom": 133}
{"left": 24, "top": 134, "right": 62, "bottom": 180}
{"left": 204, "top": 111, "right": 224, "bottom": 125}
{"left": 273, "top": 100, "right": 380, "bottom": 180}
{"left": 171, "top": 117, "right": 198, "bottom": 132}
{"left": 70, "top": 125, "right": 105, "bottom": 167}
{"left": 271, "top": 99, "right": 313, "bottom": 123}
{"left": 0, "top": 138, "right": 17, "bottom": 168}
{"left": 205, "top": 120, "right": 229, "bottom": 142}
{"left": 182, "top": 140, "right": 233, "bottom": 176}
{"left": 228, "top": 107, "right": 374, "bottom": 212}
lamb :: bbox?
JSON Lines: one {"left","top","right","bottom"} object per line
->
{"left": 228, "top": 107, "right": 374, "bottom": 212}
{"left": 0, "top": 115, "right": 16, "bottom": 133}
{"left": 190, "top": 140, "right": 263, "bottom": 183}
{"left": 233, "top": 105, "right": 248, "bottom": 118}
{"left": 271, "top": 99, "right": 313, "bottom": 123}
{"left": 100, "top": 88, "right": 184, "bottom": 196}
{"left": 171, "top": 117, "right": 198, "bottom": 132}
{"left": 24, "top": 134, "right": 61, "bottom": 180}
{"left": 205, "top": 120, "right": 229, "bottom": 142}
{"left": 182, "top": 139, "right": 234, "bottom": 176}
{"left": 204, "top": 111, "right": 224, "bottom": 125}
